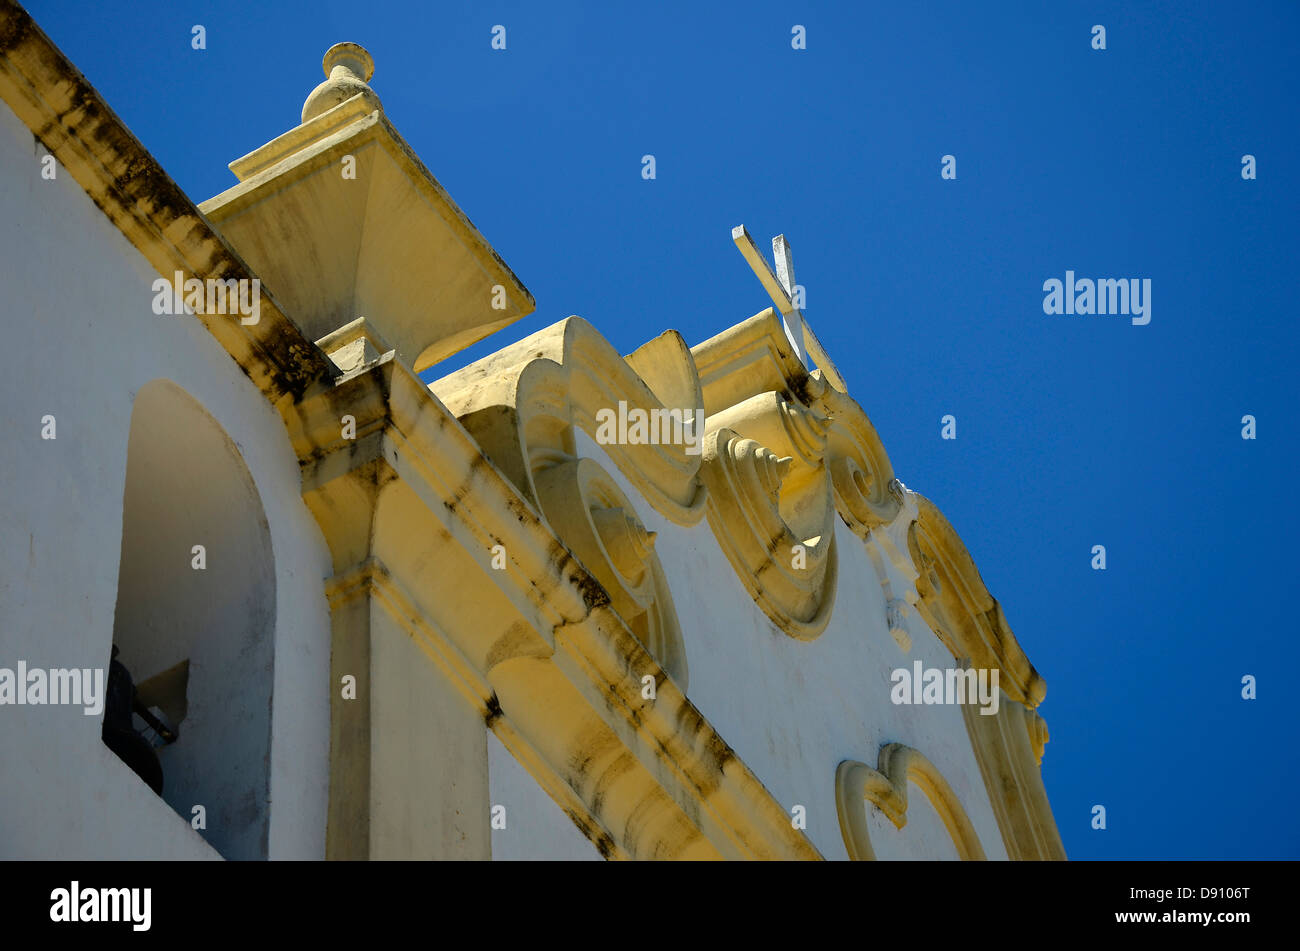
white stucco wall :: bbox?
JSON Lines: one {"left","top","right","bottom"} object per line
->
{"left": 487, "top": 730, "right": 601, "bottom": 860}
{"left": 0, "top": 97, "right": 333, "bottom": 859}
{"left": 570, "top": 428, "right": 1010, "bottom": 861}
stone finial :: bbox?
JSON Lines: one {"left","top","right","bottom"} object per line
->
{"left": 205, "top": 36, "right": 535, "bottom": 376}
{"left": 302, "top": 42, "right": 380, "bottom": 124}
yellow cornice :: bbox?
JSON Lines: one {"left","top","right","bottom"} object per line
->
{"left": 0, "top": 0, "right": 338, "bottom": 409}
{"left": 298, "top": 350, "right": 823, "bottom": 859}
{"left": 908, "top": 494, "right": 1047, "bottom": 708}
{"left": 199, "top": 95, "right": 535, "bottom": 374}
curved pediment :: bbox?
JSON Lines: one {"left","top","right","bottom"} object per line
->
{"left": 433, "top": 315, "right": 707, "bottom": 526}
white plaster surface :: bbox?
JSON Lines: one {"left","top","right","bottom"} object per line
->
{"left": 0, "top": 98, "right": 333, "bottom": 859}
{"left": 487, "top": 730, "right": 601, "bottom": 861}
{"left": 572, "top": 428, "right": 1010, "bottom": 861}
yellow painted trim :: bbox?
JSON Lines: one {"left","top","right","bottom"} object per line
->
{"left": 836, "top": 745, "right": 987, "bottom": 861}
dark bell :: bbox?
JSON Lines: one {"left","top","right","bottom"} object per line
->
{"left": 102, "top": 645, "right": 164, "bottom": 796}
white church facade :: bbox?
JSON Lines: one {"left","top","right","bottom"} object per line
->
{"left": 0, "top": 1, "right": 1063, "bottom": 861}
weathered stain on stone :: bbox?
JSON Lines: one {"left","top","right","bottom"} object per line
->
{"left": 563, "top": 807, "right": 616, "bottom": 859}
{"left": 483, "top": 693, "right": 503, "bottom": 728}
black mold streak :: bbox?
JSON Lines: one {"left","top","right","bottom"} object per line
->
{"left": 483, "top": 693, "right": 503, "bottom": 727}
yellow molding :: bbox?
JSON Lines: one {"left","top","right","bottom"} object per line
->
{"left": 836, "top": 745, "right": 987, "bottom": 861}
{"left": 301, "top": 350, "right": 823, "bottom": 859}
{"left": 700, "top": 427, "right": 839, "bottom": 639}
{"left": 901, "top": 496, "right": 1065, "bottom": 859}
{"left": 0, "top": 0, "right": 338, "bottom": 408}
{"left": 907, "top": 494, "right": 1046, "bottom": 708}
{"left": 200, "top": 100, "right": 535, "bottom": 374}
{"left": 433, "top": 315, "right": 707, "bottom": 526}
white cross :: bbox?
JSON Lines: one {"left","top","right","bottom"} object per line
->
{"left": 731, "top": 225, "right": 847, "bottom": 391}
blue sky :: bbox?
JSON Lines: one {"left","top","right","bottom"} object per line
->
{"left": 25, "top": 0, "right": 1299, "bottom": 859}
